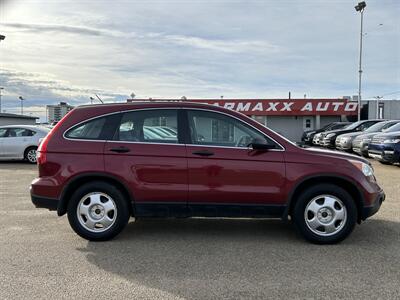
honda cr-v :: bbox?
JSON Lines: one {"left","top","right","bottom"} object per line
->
{"left": 31, "top": 102, "right": 385, "bottom": 244}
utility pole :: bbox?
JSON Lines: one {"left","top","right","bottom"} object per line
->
{"left": 355, "top": 1, "right": 367, "bottom": 121}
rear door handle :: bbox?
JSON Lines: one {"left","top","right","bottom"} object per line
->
{"left": 192, "top": 150, "right": 214, "bottom": 157}
{"left": 109, "top": 147, "right": 130, "bottom": 153}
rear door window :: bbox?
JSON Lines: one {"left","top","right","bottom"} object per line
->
{"left": 115, "top": 109, "right": 178, "bottom": 144}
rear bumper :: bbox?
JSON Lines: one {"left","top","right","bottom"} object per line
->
{"left": 31, "top": 193, "right": 59, "bottom": 211}
{"left": 361, "top": 190, "right": 385, "bottom": 220}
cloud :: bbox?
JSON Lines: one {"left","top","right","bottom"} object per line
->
{"left": 3, "top": 22, "right": 131, "bottom": 38}
{"left": 0, "top": 0, "right": 399, "bottom": 121}
{"left": 0, "top": 69, "right": 128, "bottom": 105}
{"left": 3, "top": 21, "right": 281, "bottom": 55}
{"left": 164, "top": 35, "right": 280, "bottom": 53}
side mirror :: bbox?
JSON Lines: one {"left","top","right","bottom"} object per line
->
{"left": 250, "top": 142, "right": 276, "bottom": 151}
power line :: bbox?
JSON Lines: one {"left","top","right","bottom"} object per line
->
{"left": 366, "top": 90, "right": 400, "bottom": 99}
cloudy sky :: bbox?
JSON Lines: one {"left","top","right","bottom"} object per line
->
{"left": 0, "top": 0, "right": 399, "bottom": 121}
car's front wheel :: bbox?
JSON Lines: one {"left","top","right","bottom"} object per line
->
{"left": 293, "top": 184, "right": 357, "bottom": 244}
{"left": 67, "top": 181, "right": 130, "bottom": 241}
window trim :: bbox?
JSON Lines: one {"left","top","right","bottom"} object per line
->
{"left": 63, "top": 108, "right": 183, "bottom": 144}
{"left": 62, "top": 107, "right": 285, "bottom": 151}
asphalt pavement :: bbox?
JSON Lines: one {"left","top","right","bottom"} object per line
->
{"left": 0, "top": 161, "right": 399, "bottom": 299}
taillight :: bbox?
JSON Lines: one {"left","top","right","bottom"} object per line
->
{"left": 37, "top": 111, "right": 72, "bottom": 165}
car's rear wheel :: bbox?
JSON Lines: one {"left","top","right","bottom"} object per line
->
{"left": 293, "top": 184, "right": 357, "bottom": 244}
{"left": 24, "top": 146, "right": 37, "bottom": 164}
{"left": 67, "top": 181, "right": 130, "bottom": 241}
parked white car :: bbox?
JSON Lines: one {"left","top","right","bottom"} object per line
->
{"left": 0, "top": 125, "right": 50, "bottom": 163}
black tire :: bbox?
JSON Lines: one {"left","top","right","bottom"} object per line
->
{"left": 292, "top": 184, "right": 357, "bottom": 244}
{"left": 379, "top": 160, "right": 392, "bottom": 165}
{"left": 24, "top": 146, "right": 38, "bottom": 164}
{"left": 67, "top": 181, "right": 130, "bottom": 241}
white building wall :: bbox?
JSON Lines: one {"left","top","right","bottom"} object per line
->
{"left": 367, "top": 100, "right": 400, "bottom": 120}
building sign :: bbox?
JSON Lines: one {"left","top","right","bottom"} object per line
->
{"left": 188, "top": 99, "right": 357, "bottom": 116}
{"left": 128, "top": 99, "right": 358, "bottom": 116}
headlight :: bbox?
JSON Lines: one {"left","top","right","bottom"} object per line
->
{"left": 349, "top": 160, "right": 374, "bottom": 177}
{"left": 326, "top": 133, "right": 336, "bottom": 138}
{"left": 383, "top": 138, "right": 400, "bottom": 144}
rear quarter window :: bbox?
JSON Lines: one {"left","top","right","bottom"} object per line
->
{"left": 65, "top": 117, "right": 107, "bottom": 140}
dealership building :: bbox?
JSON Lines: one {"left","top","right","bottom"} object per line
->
{"left": 128, "top": 98, "right": 360, "bottom": 141}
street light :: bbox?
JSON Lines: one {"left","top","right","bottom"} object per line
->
{"left": 19, "top": 96, "right": 25, "bottom": 115}
{"left": 355, "top": 1, "right": 366, "bottom": 121}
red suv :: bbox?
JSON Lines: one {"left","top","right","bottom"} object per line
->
{"left": 31, "top": 102, "right": 385, "bottom": 244}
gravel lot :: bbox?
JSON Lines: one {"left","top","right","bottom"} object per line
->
{"left": 0, "top": 160, "right": 399, "bottom": 299}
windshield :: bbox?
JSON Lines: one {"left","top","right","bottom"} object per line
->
{"left": 385, "top": 122, "right": 400, "bottom": 133}
{"left": 363, "top": 121, "right": 387, "bottom": 133}
{"left": 344, "top": 121, "right": 363, "bottom": 130}
{"left": 334, "top": 123, "right": 351, "bottom": 130}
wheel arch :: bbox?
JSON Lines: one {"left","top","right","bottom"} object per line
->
{"left": 57, "top": 172, "right": 134, "bottom": 217}
{"left": 284, "top": 174, "right": 365, "bottom": 223}
{"left": 24, "top": 145, "right": 38, "bottom": 155}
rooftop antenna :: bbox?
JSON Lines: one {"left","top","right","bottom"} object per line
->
{"left": 95, "top": 94, "right": 104, "bottom": 104}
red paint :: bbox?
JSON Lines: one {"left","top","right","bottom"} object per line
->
{"left": 31, "top": 101, "right": 380, "bottom": 217}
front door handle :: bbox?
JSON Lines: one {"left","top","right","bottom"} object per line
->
{"left": 192, "top": 150, "right": 214, "bottom": 157}
{"left": 109, "top": 147, "right": 130, "bottom": 153}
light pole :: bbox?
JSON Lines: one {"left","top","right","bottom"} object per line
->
{"left": 19, "top": 96, "right": 25, "bottom": 115}
{"left": 355, "top": 1, "right": 366, "bottom": 121}
{"left": 0, "top": 87, "right": 3, "bottom": 113}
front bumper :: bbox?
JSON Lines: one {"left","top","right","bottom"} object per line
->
{"left": 353, "top": 143, "right": 369, "bottom": 156}
{"left": 335, "top": 139, "right": 353, "bottom": 151}
{"left": 361, "top": 190, "right": 385, "bottom": 220}
{"left": 368, "top": 144, "right": 398, "bottom": 163}
{"left": 321, "top": 138, "right": 335, "bottom": 148}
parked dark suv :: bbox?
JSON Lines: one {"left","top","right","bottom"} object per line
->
{"left": 301, "top": 122, "right": 350, "bottom": 145}
{"left": 31, "top": 102, "right": 385, "bottom": 244}
{"left": 352, "top": 121, "right": 400, "bottom": 157}
{"left": 368, "top": 131, "right": 400, "bottom": 164}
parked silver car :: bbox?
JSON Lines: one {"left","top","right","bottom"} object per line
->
{"left": 0, "top": 125, "right": 50, "bottom": 163}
